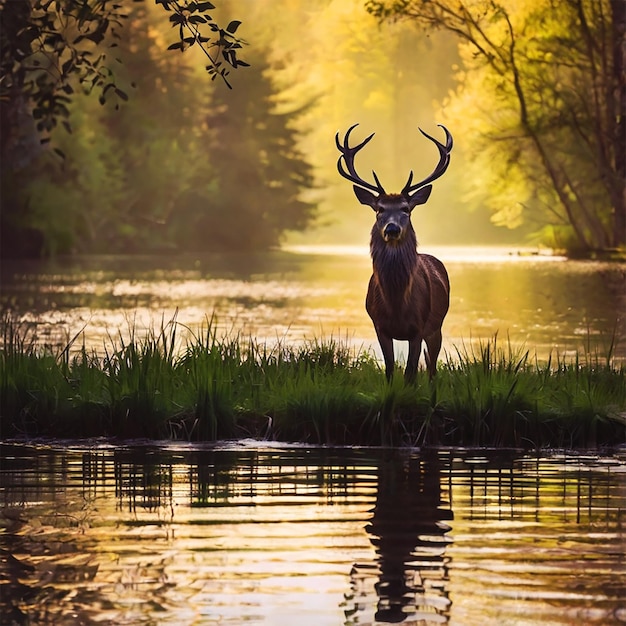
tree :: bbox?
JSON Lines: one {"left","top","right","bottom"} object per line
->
{"left": 367, "top": 0, "right": 626, "bottom": 254}
{"left": 0, "top": 3, "right": 316, "bottom": 256}
{"left": 1, "top": 2, "right": 210, "bottom": 255}
{"left": 171, "top": 53, "right": 316, "bottom": 251}
{"left": 0, "top": 0, "right": 247, "bottom": 256}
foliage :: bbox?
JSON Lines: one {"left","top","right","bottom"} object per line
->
{"left": 366, "top": 0, "right": 626, "bottom": 255}
{"left": 183, "top": 55, "right": 316, "bottom": 251}
{"left": 0, "top": 0, "right": 247, "bottom": 146}
{"left": 156, "top": 0, "right": 249, "bottom": 88}
{"left": 0, "top": 4, "right": 314, "bottom": 256}
{"left": 0, "top": 0, "right": 127, "bottom": 148}
{"left": 1, "top": 315, "right": 625, "bottom": 447}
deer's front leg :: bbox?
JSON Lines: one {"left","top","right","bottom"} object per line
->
{"left": 375, "top": 329, "right": 395, "bottom": 381}
{"left": 424, "top": 329, "right": 443, "bottom": 380}
{"left": 405, "top": 336, "right": 423, "bottom": 384}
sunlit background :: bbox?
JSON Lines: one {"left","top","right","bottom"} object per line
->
{"left": 1, "top": 0, "right": 624, "bottom": 356}
{"left": 4, "top": 0, "right": 601, "bottom": 256}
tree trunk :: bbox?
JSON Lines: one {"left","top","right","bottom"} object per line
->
{"left": 612, "top": 0, "right": 626, "bottom": 246}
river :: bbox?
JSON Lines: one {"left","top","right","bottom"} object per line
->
{"left": 1, "top": 248, "right": 625, "bottom": 624}
{"left": 1, "top": 442, "right": 625, "bottom": 625}
{"left": 1, "top": 246, "right": 625, "bottom": 363}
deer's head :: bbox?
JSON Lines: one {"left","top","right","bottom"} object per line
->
{"left": 336, "top": 124, "right": 453, "bottom": 245}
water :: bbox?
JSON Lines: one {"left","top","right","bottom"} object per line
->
{"left": 1, "top": 442, "right": 624, "bottom": 625}
{"left": 1, "top": 246, "right": 625, "bottom": 362}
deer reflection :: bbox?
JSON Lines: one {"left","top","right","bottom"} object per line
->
{"left": 349, "top": 452, "right": 453, "bottom": 624}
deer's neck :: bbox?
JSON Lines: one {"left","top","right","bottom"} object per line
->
{"left": 370, "top": 227, "right": 419, "bottom": 304}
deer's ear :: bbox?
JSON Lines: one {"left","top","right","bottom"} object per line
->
{"left": 353, "top": 186, "right": 378, "bottom": 208}
{"left": 407, "top": 185, "right": 432, "bottom": 210}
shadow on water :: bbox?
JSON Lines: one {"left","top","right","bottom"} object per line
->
{"left": 1, "top": 444, "right": 625, "bottom": 625}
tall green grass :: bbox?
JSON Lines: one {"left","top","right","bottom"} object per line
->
{"left": 1, "top": 315, "right": 624, "bottom": 447}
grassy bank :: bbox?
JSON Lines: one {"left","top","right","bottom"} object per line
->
{"left": 1, "top": 316, "right": 625, "bottom": 447}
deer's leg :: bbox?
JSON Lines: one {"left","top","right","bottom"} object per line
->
{"left": 375, "top": 329, "right": 395, "bottom": 381}
{"left": 424, "top": 329, "right": 443, "bottom": 380}
{"left": 405, "top": 336, "right": 423, "bottom": 384}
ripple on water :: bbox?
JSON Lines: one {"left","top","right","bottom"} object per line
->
{"left": 0, "top": 444, "right": 624, "bottom": 625}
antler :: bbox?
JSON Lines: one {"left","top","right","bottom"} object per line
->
{"left": 335, "top": 124, "right": 386, "bottom": 194}
{"left": 401, "top": 125, "right": 453, "bottom": 196}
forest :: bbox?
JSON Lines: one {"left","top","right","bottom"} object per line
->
{"left": 1, "top": 0, "right": 624, "bottom": 258}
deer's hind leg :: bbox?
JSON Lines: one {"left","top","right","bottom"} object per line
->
{"left": 424, "top": 329, "right": 443, "bottom": 379}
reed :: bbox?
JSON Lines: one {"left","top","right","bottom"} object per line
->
{"left": 1, "top": 315, "right": 624, "bottom": 447}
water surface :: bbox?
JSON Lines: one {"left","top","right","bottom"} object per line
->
{"left": 1, "top": 246, "right": 625, "bottom": 363}
{"left": 1, "top": 442, "right": 625, "bottom": 625}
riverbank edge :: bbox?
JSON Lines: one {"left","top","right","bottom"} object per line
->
{"left": 2, "top": 318, "right": 625, "bottom": 448}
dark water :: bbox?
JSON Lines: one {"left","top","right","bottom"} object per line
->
{"left": 1, "top": 442, "right": 625, "bottom": 625}
{"left": 1, "top": 246, "right": 625, "bottom": 362}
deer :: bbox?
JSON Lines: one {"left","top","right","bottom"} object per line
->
{"left": 335, "top": 123, "right": 453, "bottom": 383}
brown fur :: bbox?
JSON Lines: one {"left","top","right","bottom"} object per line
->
{"left": 365, "top": 199, "right": 449, "bottom": 381}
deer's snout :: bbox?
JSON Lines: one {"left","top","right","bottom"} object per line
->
{"left": 383, "top": 222, "right": 402, "bottom": 241}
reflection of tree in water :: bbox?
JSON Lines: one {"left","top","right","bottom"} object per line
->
{"left": 346, "top": 452, "right": 453, "bottom": 624}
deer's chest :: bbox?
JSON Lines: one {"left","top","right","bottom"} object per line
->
{"left": 365, "top": 273, "right": 428, "bottom": 340}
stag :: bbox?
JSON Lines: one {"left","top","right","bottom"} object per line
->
{"left": 336, "top": 124, "right": 453, "bottom": 382}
